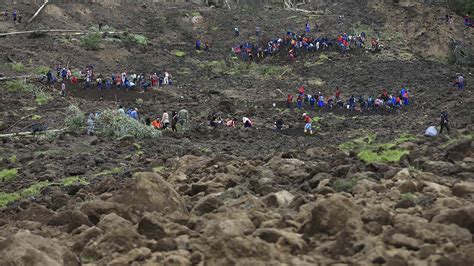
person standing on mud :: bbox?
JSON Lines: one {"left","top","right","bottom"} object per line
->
{"left": 171, "top": 111, "right": 178, "bottom": 132}
{"left": 303, "top": 113, "right": 313, "bottom": 135}
{"left": 235, "top": 27, "right": 240, "bottom": 37}
{"left": 87, "top": 114, "right": 95, "bottom": 135}
{"left": 61, "top": 82, "right": 66, "bottom": 97}
{"left": 161, "top": 111, "right": 170, "bottom": 130}
{"left": 439, "top": 110, "right": 450, "bottom": 134}
{"left": 12, "top": 9, "right": 17, "bottom": 24}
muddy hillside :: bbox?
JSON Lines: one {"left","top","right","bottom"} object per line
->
{"left": 0, "top": 0, "right": 473, "bottom": 265}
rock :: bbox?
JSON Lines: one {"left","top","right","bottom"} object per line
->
{"left": 261, "top": 190, "right": 295, "bottom": 208}
{"left": 384, "top": 233, "right": 420, "bottom": 250}
{"left": 307, "top": 173, "right": 332, "bottom": 189}
{"left": 393, "top": 168, "right": 411, "bottom": 181}
{"left": 432, "top": 206, "right": 474, "bottom": 233}
{"left": 361, "top": 206, "right": 391, "bottom": 225}
{"left": 264, "top": 157, "right": 307, "bottom": 180}
{"left": 80, "top": 200, "right": 131, "bottom": 224}
{"left": 253, "top": 228, "right": 306, "bottom": 253}
{"left": 14, "top": 204, "right": 55, "bottom": 224}
{"left": 195, "top": 210, "right": 256, "bottom": 237}
{"left": 424, "top": 160, "right": 461, "bottom": 175}
{"left": 394, "top": 198, "right": 416, "bottom": 209}
{"left": 137, "top": 213, "right": 167, "bottom": 240}
{"left": 299, "top": 194, "right": 363, "bottom": 236}
{"left": 0, "top": 230, "right": 79, "bottom": 266}
{"left": 398, "top": 180, "right": 418, "bottom": 193}
{"left": 108, "top": 247, "right": 151, "bottom": 265}
{"left": 394, "top": 213, "right": 472, "bottom": 246}
{"left": 151, "top": 238, "right": 178, "bottom": 252}
{"left": 452, "top": 181, "right": 474, "bottom": 198}
{"left": 191, "top": 194, "right": 223, "bottom": 216}
{"left": 48, "top": 210, "right": 92, "bottom": 232}
{"left": 111, "top": 172, "right": 189, "bottom": 216}
{"left": 72, "top": 226, "right": 102, "bottom": 253}
{"left": 81, "top": 213, "right": 144, "bottom": 263}
{"left": 422, "top": 181, "right": 452, "bottom": 197}
{"left": 445, "top": 139, "right": 472, "bottom": 161}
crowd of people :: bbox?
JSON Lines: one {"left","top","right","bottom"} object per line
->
{"left": 43, "top": 64, "right": 174, "bottom": 95}
{"left": 231, "top": 23, "right": 379, "bottom": 62}
{"left": 117, "top": 106, "right": 190, "bottom": 132}
{"left": 286, "top": 85, "right": 411, "bottom": 112}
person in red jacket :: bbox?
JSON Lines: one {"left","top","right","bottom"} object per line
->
{"left": 298, "top": 85, "right": 305, "bottom": 96}
{"left": 71, "top": 76, "right": 78, "bottom": 84}
{"left": 287, "top": 94, "right": 293, "bottom": 109}
{"left": 303, "top": 113, "right": 313, "bottom": 135}
{"left": 335, "top": 87, "right": 341, "bottom": 100}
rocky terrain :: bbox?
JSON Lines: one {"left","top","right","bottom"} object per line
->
{"left": 0, "top": 0, "right": 473, "bottom": 265}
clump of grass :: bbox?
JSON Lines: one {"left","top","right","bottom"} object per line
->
{"left": 400, "top": 192, "right": 416, "bottom": 201}
{"left": 31, "top": 115, "right": 42, "bottom": 121}
{"left": 81, "top": 32, "right": 102, "bottom": 50}
{"left": 5, "top": 80, "right": 35, "bottom": 93}
{"left": 173, "top": 50, "right": 186, "bottom": 57}
{"left": 34, "top": 66, "right": 50, "bottom": 75}
{"left": 332, "top": 178, "right": 358, "bottom": 193}
{"left": 8, "top": 155, "right": 17, "bottom": 164}
{"left": 64, "top": 105, "right": 84, "bottom": 131}
{"left": 10, "top": 62, "right": 25, "bottom": 72}
{"left": 0, "top": 169, "right": 18, "bottom": 182}
{"left": 19, "top": 181, "right": 50, "bottom": 197}
{"left": 0, "top": 192, "right": 20, "bottom": 207}
{"left": 62, "top": 176, "right": 89, "bottom": 186}
{"left": 35, "top": 91, "right": 51, "bottom": 106}
{"left": 357, "top": 149, "right": 409, "bottom": 164}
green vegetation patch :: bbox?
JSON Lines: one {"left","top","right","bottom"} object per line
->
{"left": 62, "top": 176, "right": 89, "bottom": 186}
{"left": 173, "top": 50, "right": 186, "bottom": 57}
{"left": 0, "top": 169, "right": 18, "bottom": 182}
{"left": 20, "top": 181, "right": 51, "bottom": 198}
{"left": 5, "top": 80, "right": 36, "bottom": 92}
{"left": 98, "top": 110, "right": 161, "bottom": 139}
{"left": 10, "top": 62, "right": 25, "bottom": 72}
{"left": 34, "top": 66, "right": 51, "bottom": 75}
{"left": 340, "top": 134, "right": 415, "bottom": 164}
{"left": 81, "top": 32, "right": 102, "bottom": 50}
{"left": 31, "top": 115, "right": 42, "bottom": 121}
{"left": 0, "top": 192, "right": 20, "bottom": 207}
{"left": 65, "top": 105, "right": 85, "bottom": 131}
{"left": 35, "top": 91, "right": 51, "bottom": 106}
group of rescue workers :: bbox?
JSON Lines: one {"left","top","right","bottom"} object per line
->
{"left": 116, "top": 106, "right": 190, "bottom": 132}
{"left": 231, "top": 23, "right": 380, "bottom": 62}
{"left": 286, "top": 85, "right": 412, "bottom": 112}
{"left": 44, "top": 65, "right": 173, "bottom": 96}
{"left": 2, "top": 9, "right": 21, "bottom": 23}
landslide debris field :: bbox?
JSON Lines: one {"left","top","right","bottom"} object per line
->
{"left": 0, "top": 1, "right": 473, "bottom": 265}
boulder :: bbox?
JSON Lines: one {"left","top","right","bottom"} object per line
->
{"left": 384, "top": 233, "right": 421, "bottom": 251}
{"left": 394, "top": 213, "right": 472, "bottom": 246}
{"left": 80, "top": 200, "right": 131, "bottom": 224}
{"left": 422, "top": 181, "right": 452, "bottom": 197}
{"left": 361, "top": 206, "right": 391, "bottom": 225}
{"left": 452, "top": 181, "right": 474, "bottom": 198}
{"left": 195, "top": 210, "right": 256, "bottom": 237}
{"left": 0, "top": 230, "right": 79, "bottom": 266}
{"left": 137, "top": 213, "right": 167, "bottom": 240}
{"left": 48, "top": 210, "right": 92, "bottom": 232}
{"left": 424, "top": 161, "right": 461, "bottom": 175}
{"left": 108, "top": 247, "right": 151, "bottom": 265}
{"left": 14, "top": 204, "right": 55, "bottom": 224}
{"left": 265, "top": 157, "right": 307, "bottom": 180}
{"left": 254, "top": 228, "right": 306, "bottom": 253}
{"left": 191, "top": 194, "right": 223, "bottom": 216}
{"left": 261, "top": 190, "right": 295, "bottom": 208}
{"left": 111, "top": 172, "right": 188, "bottom": 216}
{"left": 445, "top": 139, "right": 472, "bottom": 161}
{"left": 398, "top": 180, "right": 418, "bottom": 193}
{"left": 393, "top": 168, "right": 411, "bottom": 181}
{"left": 298, "top": 194, "right": 363, "bottom": 236}
{"left": 432, "top": 206, "right": 474, "bottom": 233}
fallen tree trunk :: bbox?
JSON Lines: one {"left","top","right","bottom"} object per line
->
{"left": 0, "top": 75, "right": 42, "bottom": 81}
{"left": 28, "top": 0, "right": 49, "bottom": 24}
{"left": 0, "top": 129, "right": 63, "bottom": 138}
{"left": 0, "top": 30, "right": 146, "bottom": 38}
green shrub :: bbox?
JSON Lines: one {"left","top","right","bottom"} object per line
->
{"left": 400, "top": 192, "right": 416, "bottom": 201}
{"left": 0, "top": 192, "right": 20, "bottom": 207}
{"left": 0, "top": 169, "right": 18, "bottom": 182}
{"left": 35, "top": 91, "right": 51, "bottom": 105}
{"left": 357, "top": 149, "right": 409, "bottom": 163}
{"left": 20, "top": 181, "right": 50, "bottom": 197}
{"left": 81, "top": 32, "right": 102, "bottom": 50}
{"left": 8, "top": 155, "right": 17, "bottom": 164}
{"left": 31, "top": 115, "right": 42, "bottom": 121}
{"left": 130, "top": 34, "right": 149, "bottom": 45}
{"left": 5, "top": 80, "right": 35, "bottom": 92}
{"left": 64, "top": 105, "right": 84, "bottom": 130}
{"left": 34, "top": 66, "right": 50, "bottom": 75}
{"left": 97, "top": 110, "right": 161, "bottom": 139}
{"left": 10, "top": 62, "right": 25, "bottom": 72}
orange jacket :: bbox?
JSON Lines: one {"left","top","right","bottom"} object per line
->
{"left": 152, "top": 120, "right": 161, "bottom": 129}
